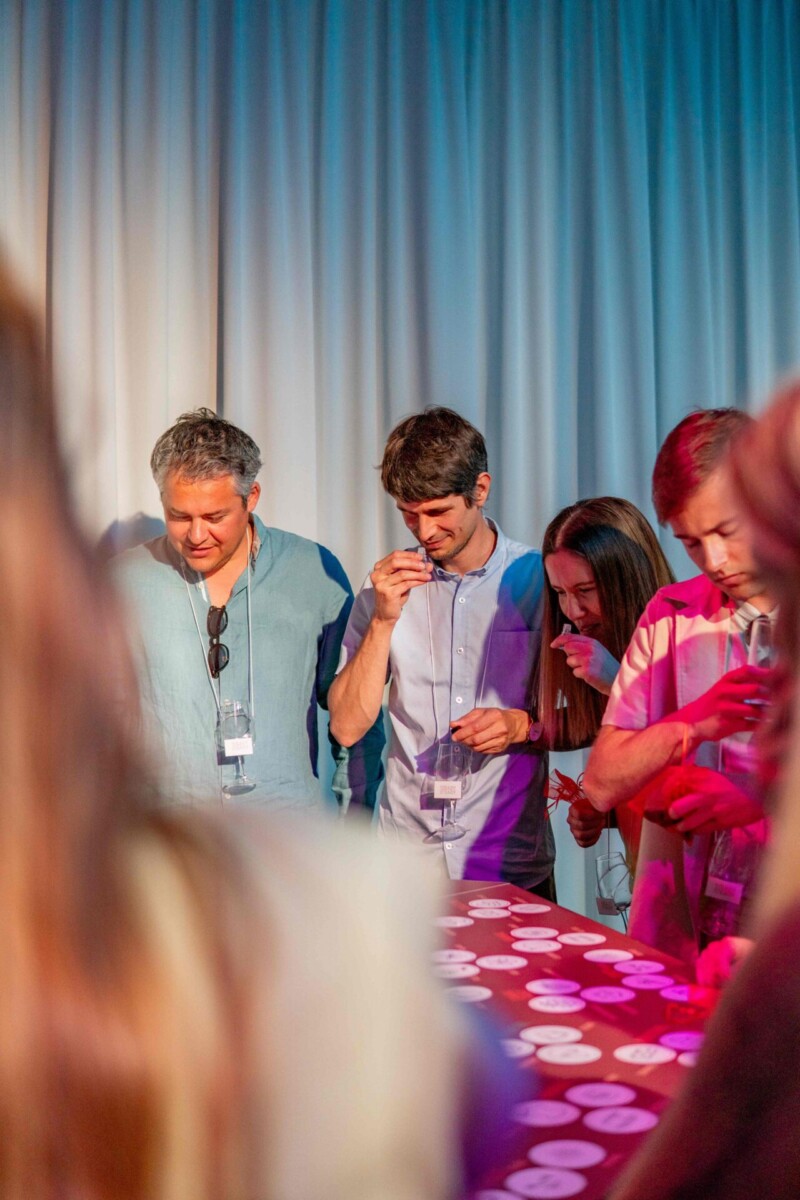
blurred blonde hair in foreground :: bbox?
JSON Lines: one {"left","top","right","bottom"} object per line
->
{"left": 0, "top": 258, "right": 462, "bottom": 1199}
{"left": 730, "top": 380, "right": 800, "bottom": 937}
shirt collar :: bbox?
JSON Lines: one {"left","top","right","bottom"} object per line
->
{"left": 431, "top": 517, "right": 506, "bottom": 581}
{"left": 729, "top": 597, "right": 779, "bottom": 633}
{"left": 249, "top": 515, "right": 262, "bottom": 563}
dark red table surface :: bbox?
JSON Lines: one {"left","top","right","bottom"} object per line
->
{"left": 438, "top": 880, "right": 716, "bottom": 1200}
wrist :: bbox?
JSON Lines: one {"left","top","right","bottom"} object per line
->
{"left": 674, "top": 720, "right": 699, "bottom": 761}
{"left": 520, "top": 711, "right": 543, "bottom": 744}
{"left": 506, "top": 709, "right": 531, "bottom": 744}
{"left": 369, "top": 613, "right": 399, "bottom": 636}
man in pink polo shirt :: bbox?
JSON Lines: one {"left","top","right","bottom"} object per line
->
{"left": 584, "top": 408, "right": 775, "bottom": 962}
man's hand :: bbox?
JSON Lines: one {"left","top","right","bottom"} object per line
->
{"left": 681, "top": 665, "right": 771, "bottom": 744}
{"left": 566, "top": 798, "right": 606, "bottom": 848}
{"left": 551, "top": 631, "right": 619, "bottom": 695}
{"left": 666, "top": 765, "right": 765, "bottom": 834}
{"left": 451, "top": 708, "right": 528, "bottom": 754}
{"left": 370, "top": 550, "right": 432, "bottom": 623}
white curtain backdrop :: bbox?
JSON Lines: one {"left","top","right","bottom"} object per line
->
{"left": 2, "top": 0, "right": 800, "bottom": 915}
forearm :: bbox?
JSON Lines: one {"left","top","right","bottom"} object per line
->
{"left": 583, "top": 720, "right": 694, "bottom": 811}
{"left": 330, "top": 718, "right": 386, "bottom": 814}
{"left": 329, "top": 618, "right": 394, "bottom": 747}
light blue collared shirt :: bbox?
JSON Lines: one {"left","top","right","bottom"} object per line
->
{"left": 339, "top": 521, "right": 553, "bottom": 887}
{"left": 113, "top": 515, "right": 384, "bottom": 811}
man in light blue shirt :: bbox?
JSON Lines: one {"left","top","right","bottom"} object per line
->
{"left": 330, "top": 408, "right": 553, "bottom": 893}
{"left": 113, "top": 409, "right": 384, "bottom": 810}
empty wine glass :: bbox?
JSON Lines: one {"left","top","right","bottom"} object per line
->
{"left": 744, "top": 616, "right": 776, "bottom": 715}
{"left": 596, "top": 850, "right": 632, "bottom": 927}
{"left": 424, "top": 740, "right": 469, "bottom": 843}
{"left": 748, "top": 616, "right": 776, "bottom": 669}
{"left": 219, "top": 699, "right": 256, "bottom": 796}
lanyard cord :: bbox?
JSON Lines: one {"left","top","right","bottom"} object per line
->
{"left": 182, "top": 525, "right": 255, "bottom": 722}
{"left": 425, "top": 539, "right": 506, "bottom": 743}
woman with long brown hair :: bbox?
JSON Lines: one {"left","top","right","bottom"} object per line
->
{"left": 538, "top": 497, "right": 674, "bottom": 861}
{"left": 0, "top": 258, "right": 468, "bottom": 1200}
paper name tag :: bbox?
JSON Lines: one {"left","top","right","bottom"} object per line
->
{"left": 705, "top": 875, "right": 744, "bottom": 905}
{"left": 224, "top": 735, "right": 254, "bottom": 757}
{"left": 433, "top": 779, "right": 462, "bottom": 801}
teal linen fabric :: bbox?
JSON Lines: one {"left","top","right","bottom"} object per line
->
{"left": 113, "top": 515, "right": 384, "bottom": 810}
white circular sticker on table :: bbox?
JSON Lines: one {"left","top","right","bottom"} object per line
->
{"left": 583, "top": 947, "right": 634, "bottom": 964}
{"left": 529, "top": 995, "right": 587, "bottom": 1015}
{"left": 537, "top": 1043, "right": 603, "bottom": 1066}
{"left": 583, "top": 1106, "right": 660, "bottom": 1135}
{"left": 432, "top": 948, "right": 476, "bottom": 964}
{"left": 659, "top": 1030, "right": 704, "bottom": 1052}
{"left": 614, "top": 959, "right": 666, "bottom": 974}
{"left": 613, "top": 1043, "right": 677, "bottom": 1065}
{"left": 580, "top": 986, "right": 636, "bottom": 1004}
{"left": 505, "top": 1166, "right": 588, "bottom": 1198}
{"left": 509, "top": 902, "right": 553, "bottom": 914}
{"left": 557, "top": 932, "right": 606, "bottom": 946}
{"left": 469, "top": 898, "right": 511, "bottom": 908}
{"left": 514, "top": 1099, "right": 581, "bottom": 1128}
{"left": 520, "top": 1025, "right": 583, "bottom": 1046}
{"left": 434, "top": 963, "right": 480, "bottom": 979}
{"left": 513, "top": 926, "right": 560, "bottom": 939}
{"left": 448, "top": 984, "right": 493, "bottom": 1003}
{"left": 530, "top": 1140, "right": 607, "bottom": 1169}
{"left": 471, "top": 908, "right": 512, "bottom": 920}
{"left": 435, "top": 915, "right": 474, "bottom": 928}
{"left": 626, "top": 974, "right": 675, "bottom": 990}
{"left": 527, "top": 978, "right": 582, "bottom": 996}
{"left": 502, "top": 1038, "right": 537, "bottom": 1059}
{"left": 476, "top": 954, "right": 529, "bottom": 971}
{"left": 513, "top": 940, "right": 563, "bottom": 953}
{"left": 566, "top": 1082, "right": 637, "bottom": 1108}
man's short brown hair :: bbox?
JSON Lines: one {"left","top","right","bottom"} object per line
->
{"left": 652, "top": 407, "right": 753, "bottom": 524}
{"left": 380, "top": 407, "right": 488, "bottom": 503}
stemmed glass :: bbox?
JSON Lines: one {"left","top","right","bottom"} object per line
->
{"left": 595, "top": 851, "right": 632, "bottom": 928}
{"left": 748, "top": 616, "right": 775, "bottom": 670}
{"left": 425, "top": 740, "right": 469, "bottom": 842}
{"left": 219, "top": 699, "right": 256, "bottom": 796}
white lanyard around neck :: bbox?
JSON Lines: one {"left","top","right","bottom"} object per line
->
{"left": 182, "top": 525, "right": 256, "bottom": 723}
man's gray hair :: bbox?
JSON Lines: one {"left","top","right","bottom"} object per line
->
{"left": 150, "top": 408, "right": 263, "bottom": 497}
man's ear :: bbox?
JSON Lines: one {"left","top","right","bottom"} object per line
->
{"left": 473, "top": 472, "right": 492, "bottom": 508}
{"left": 246, "top": 482, "right": 261, "bottom": 513}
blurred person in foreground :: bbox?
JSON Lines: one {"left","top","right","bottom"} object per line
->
{"left": 607, "top": 382, "right": 800, "bottom": 1200}
{"left": 0, "top": 259, "right": 511, "bottom": 1200}
{"left": 583, "top": 409, "right": 774, "bottom": 962}
{"left": 539, "top": 497, "right": 674, "bottom": 867}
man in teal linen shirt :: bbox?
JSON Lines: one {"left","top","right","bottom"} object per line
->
{"left": 113, "top": 409, "right": 383, "bottom": 810}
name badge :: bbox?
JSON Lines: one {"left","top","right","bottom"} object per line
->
{"left": 224, "top": 735, "right": 254, "bottom": 757}
{"left": 434, "top": 779, "right": 462, "bottom": 801}
{"left": 705, "top": 875, "right": 744, "bottom": 906}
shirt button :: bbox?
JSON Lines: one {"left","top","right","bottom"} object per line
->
{"left": 457, "top": 647, "right": 464, "bottom": 655}
{"left": 458, "top": 596, "right": 466, "bottom": 604}
{"left": 445, "top": 843, "right": 452, "bottom": 849}
{"left": 455, "top": 696, "right": 463, "bottom": 704}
